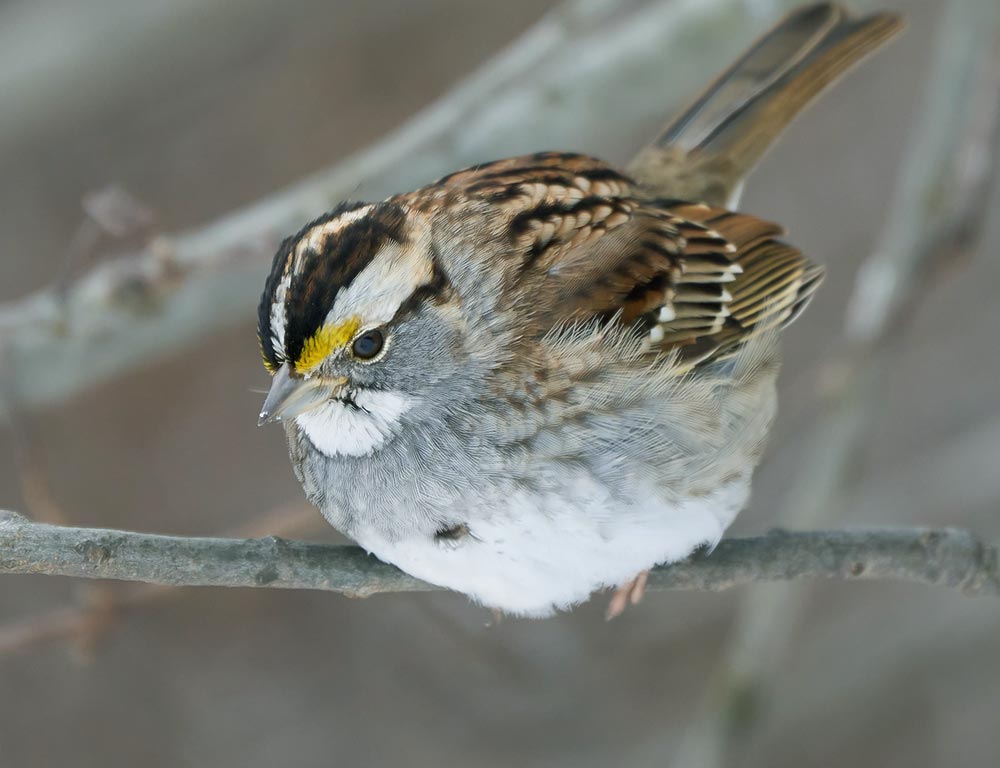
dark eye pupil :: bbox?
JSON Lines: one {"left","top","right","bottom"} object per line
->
{"left": 352, "top": 329, "right": 384, "bottom": 359}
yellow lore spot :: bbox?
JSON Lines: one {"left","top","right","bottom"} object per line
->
{"left": 295, "top": 317, "right": 360, "bottom": 374}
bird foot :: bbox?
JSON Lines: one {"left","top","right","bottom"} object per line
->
{"left": 605, "top": 570, "right": 649, "bottom": 620}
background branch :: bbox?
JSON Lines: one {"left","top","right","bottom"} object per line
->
{"left": 670, "top": 4, "right": 1000, "bottom": 765}
{"left": 1, "top": 512, "right": 996, "bottom": 599}
{"left": 0, "top": 0, "right": 810, "bottom": 417}
{"left": 1, "top": 2, "right": 997, "bottom": 764}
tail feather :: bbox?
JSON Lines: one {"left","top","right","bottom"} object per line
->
{"left": 629, "top": 3, "right": 903, "bottom": 205}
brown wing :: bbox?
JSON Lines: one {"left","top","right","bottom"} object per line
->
{"left": 435, "top": 152, "right": 823, "bottom": 367}
{"left": 653, "top": 200, "right": 825, "bottom": 365}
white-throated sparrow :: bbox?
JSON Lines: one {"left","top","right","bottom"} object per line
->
{"left": 257, "top": 4, "right": 901, "bottom": 616}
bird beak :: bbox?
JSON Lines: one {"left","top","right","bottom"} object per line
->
{"left": 257, "top": 364, "right": 346, "bottom": 426}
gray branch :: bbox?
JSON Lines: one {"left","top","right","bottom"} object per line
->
{"left": 1, "top": 512, "right": 996, "bottom": 599}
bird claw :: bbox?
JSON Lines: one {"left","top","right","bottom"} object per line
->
{"left": 605, "top": 570, "right": 649, "bottom": 620}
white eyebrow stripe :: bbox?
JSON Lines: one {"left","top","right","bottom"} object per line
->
{"left": 325, "top": 214, "right": 433, "bottom": 327}
{"left": 326, "top": 244, "right": 425, "bottom": 326}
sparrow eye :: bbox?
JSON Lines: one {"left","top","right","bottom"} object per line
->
{"left": 351, "top": 328, "right": 385, "bottom": 360}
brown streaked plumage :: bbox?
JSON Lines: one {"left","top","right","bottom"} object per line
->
{"left": 401, "top": 151, "right": 823, "bottom": 372}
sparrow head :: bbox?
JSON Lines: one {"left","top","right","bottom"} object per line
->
{"left": 256, "top": 201, "right": 461, "bottom": 457}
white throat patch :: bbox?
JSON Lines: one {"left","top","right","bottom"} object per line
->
{"left": 295, "top": 390, "right": 414, "bottom": 457}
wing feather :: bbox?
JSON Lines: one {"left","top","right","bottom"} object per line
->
{"left": 431, "top": 153, "right": 823, "bottom": 368}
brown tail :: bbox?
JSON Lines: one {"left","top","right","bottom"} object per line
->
{"left": 629, "top": 3, "right": 903, "bottom": 205}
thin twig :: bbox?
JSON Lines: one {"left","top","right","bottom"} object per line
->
{"left": 51, "top": 186, "right": 156, "bottom": 299}
{"left": 0, "top": 512, "right": 996, "bottom": 599}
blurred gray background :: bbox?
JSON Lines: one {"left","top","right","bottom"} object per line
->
{"left": 1, "top": 1, "right": 998, "bottom": 766}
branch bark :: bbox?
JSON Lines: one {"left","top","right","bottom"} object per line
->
{"left": 1, "top": 512, "right": 996, "bottom": 599}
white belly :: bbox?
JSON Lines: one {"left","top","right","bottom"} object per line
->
{"left": 352, "top": 475, "right": 748, "bottom": 617}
